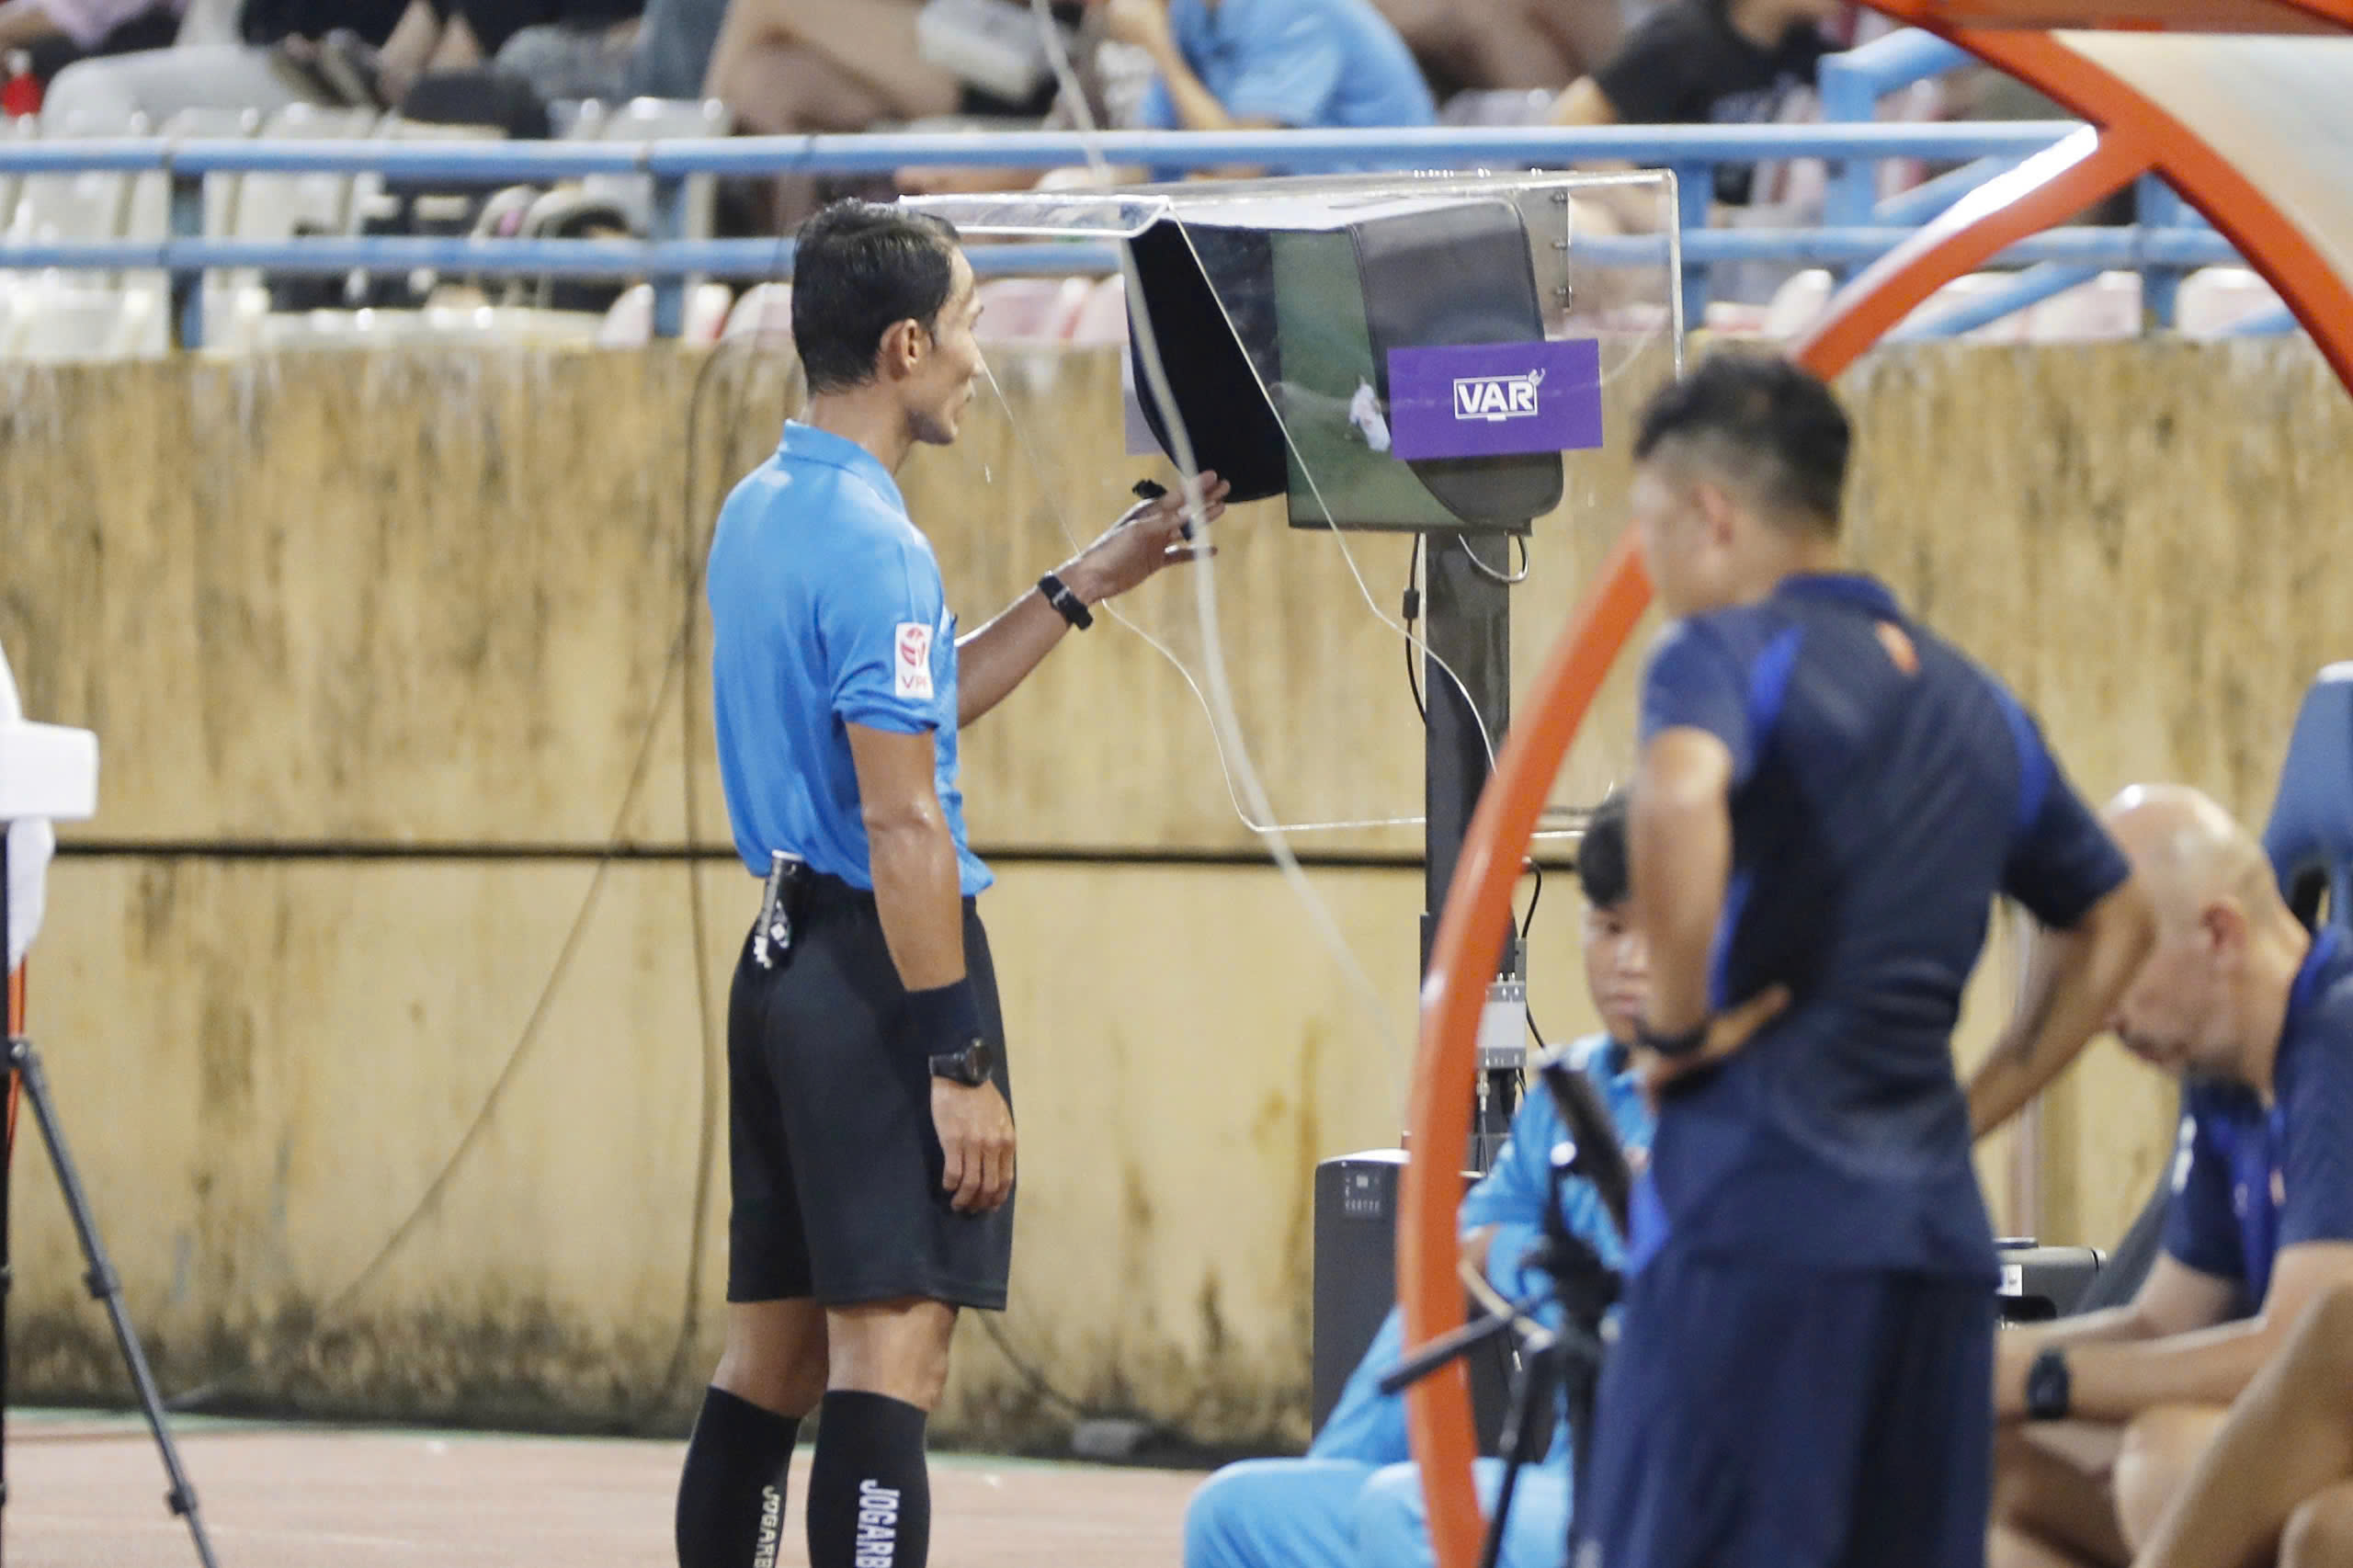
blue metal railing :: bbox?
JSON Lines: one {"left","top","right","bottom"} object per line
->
{"left": 0, "top": 117, "right": 2268, "bottom": 348}
{"left": 1810, "top": 27, "right": 2277, "bottom": 338}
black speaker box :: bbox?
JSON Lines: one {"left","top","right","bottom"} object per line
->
{"left": 1313, "top": 1150, "right": 1529, "bottom": 1456}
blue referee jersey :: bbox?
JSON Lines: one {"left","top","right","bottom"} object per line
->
{"left": 2165, "top": 925, "right": 2353, "bottom": 1312}
{"left": 707, "top": 422, "right": 993, "bottom": 896}
{"left": 1631, "top": 572, "right": 2130, "bottom": 1282}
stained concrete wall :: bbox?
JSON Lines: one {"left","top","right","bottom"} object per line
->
{"left": 2, "top": 336, "right": 2346, "bottom": 1445}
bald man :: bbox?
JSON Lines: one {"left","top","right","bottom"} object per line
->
{"left": 1988, "top": 784, "right": 2353, "bottom": 1568}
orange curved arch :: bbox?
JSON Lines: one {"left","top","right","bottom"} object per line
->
{"left": 1402, "top": 17, "right": 2353, "bottom": 1568}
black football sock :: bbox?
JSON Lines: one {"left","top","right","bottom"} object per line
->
{"left": 805, "top": 1390, "right": 932, "bottom": 1568}
{"left": 676, "top": 1384, "right": 801, "bottom": 1568}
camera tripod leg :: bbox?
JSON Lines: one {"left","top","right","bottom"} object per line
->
{"left": 1479, "top": 1343, "right": 1558, "bottom": 1568}
{"left": 8, "top": 1039, "right": 221, "bottom": 1568}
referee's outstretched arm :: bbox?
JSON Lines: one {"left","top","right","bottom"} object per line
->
{"left": 953, "top": 476, "right": 1230, "bottom": 729}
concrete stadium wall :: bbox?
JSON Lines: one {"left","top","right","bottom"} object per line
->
{"left": 0, "top": 336, "right": 2345, "bottom": 1447}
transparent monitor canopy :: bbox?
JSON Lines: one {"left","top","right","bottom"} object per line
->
{"left": 900, "top": 170, "right": 1683, "bottom": 844}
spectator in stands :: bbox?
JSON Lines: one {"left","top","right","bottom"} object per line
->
{"left": 1548, "top": 0, "right": 1840, "bottom": 204}
{"left": 1183, "top": 788, "right": 1652, "bottom": 1568}
{"left": 1987, "top": 785, "right": 2353, "bottom": 1568}
{"left": 896, "top": 0, "right": 1436, "bottom": 203}
{"left": 894, "top": 6, "right": 1159, "bottom": 199}
{"left": 42, "top": 0, "right": 404, "bottom": 122}
{"left": 1102, "top": 0, "right": 1435, "bottom": 140}
{"left": 704, "top": 0, "right": 959, "bottom": 137}
{"left": 0, "top": 0, "right": 182, "bottom": 86}
{"left": 2131, "top": 1285, "right": 2353, "bottom": 1568}
{"left": 40, "top": 0, "right": 635, "bottom": 125}
{"left": 1376, "top": 0, "right": 1626, "bottom": 108}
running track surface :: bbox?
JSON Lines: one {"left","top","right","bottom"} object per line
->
{"left": 2, "top": 1413, "right": 1200, "bottom": 1567}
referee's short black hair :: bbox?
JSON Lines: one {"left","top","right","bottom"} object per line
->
{"left": 1577, "top": 788, "right": 1632, "bottom": 911}
{"left": 1633, "top": 351, "right": 1851, "bottom": 534}
{"left": 791, "top": 199, "right": 963, "bottom": 394}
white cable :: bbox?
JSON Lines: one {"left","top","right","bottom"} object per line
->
{"left": 1027, "top": 0, "right": 1409, "bottom": 1072}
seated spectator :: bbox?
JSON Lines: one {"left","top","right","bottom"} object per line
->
{"left": 41, "top": 0, "right": 426, "bottom": 123}
{"left": 40, "top": 0, "right": 631, "bottom": 124}
{"left": 1549, "top": 0, "right": 1839, "bottom": 205}
{"left": 2131, "top": 1285, "right": 2353, "bottom": 1568}
{"left": 705, "top": 0, "right": 959, "bottom": 136}
{"left": 0, "top": 0, "right": 183, "bottom": 88}
{"left": 1988, "top": 785, "right": 2353, "bottom": 1568}
{"left": 895, "top": 6, "right": 1160, "bottom": 199}
{"left": 1104, "top": 0, "right": 1435, "bottom": 142}
{"left": 1183, "top": 789, "right": 1650, "bottom": 1568}
{"left": 1374, "top": 0, "right": 1625, "bottom": 105}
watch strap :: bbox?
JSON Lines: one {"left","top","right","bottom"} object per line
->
{"left": 1040, "top": 572, "right": 1093, "bottom": 631}
{"left": 929, "top": 1040, "right": 992, "bottom": 1086}
{"left": 2026, "top": 1346, "right": 2072, "bottom": 1421}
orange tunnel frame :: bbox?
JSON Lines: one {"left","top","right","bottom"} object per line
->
{"left": 1400, "top": 13, "right": 2353, "bottom": 1568}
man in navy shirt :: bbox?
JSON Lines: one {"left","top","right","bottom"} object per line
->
{"left": 677, "top": 199, "right": 1228, "bottom": 1568}
{"left": 1580, "top": 351, "right": 2156, "bottom": 1568}
{"left": 1987, "top": 784, "right": 2353, "bottom": 1568}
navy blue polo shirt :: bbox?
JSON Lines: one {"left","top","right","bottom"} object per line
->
{"left": 1627, "top": 573, "right": 2131, "bottom": 1281}
{"left": 706, "top": 422, "right": 992, "bottom": 896}
{"left": 2164, "top": 926, "right": 2353, "bottom": 1312}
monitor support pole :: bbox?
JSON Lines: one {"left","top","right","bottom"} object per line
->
{"left": 1420, "top": 530, "right": 1523, "bottom": 1173}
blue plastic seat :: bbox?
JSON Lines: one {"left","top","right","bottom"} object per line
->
{"left": 2262, "top": 662, "right": 2353, "bottom": 931}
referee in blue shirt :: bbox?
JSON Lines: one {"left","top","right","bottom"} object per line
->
{"left": 1578, "top": 352, "right": 2157, "bottom": 1568}
{"left": 676, "top": 199, "right": 1228, "bottom": 1568}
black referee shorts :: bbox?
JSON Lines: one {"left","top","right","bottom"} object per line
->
{"left": 724, "top": 875, "right": 1015, "bottom": 1311}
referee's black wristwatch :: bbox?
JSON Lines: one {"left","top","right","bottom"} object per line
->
{"left": 1039, "top": 571, "right": 1092, "bottom": 631}
{"left": 907, "top": 981, "right": 995, "bottom": 1087}
{"left": 929, "top": 1039, "right": 994, "bottom": 1087}
{"left": 2025, "top": 1346, "right": 2072, "bottom": 1421}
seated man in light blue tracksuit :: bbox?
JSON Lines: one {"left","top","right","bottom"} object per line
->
{"left": 1185, "top": 790, "right": 1653, "bottom": 1568}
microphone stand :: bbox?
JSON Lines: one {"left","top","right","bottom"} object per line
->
{"left": 0, "top": 829, "right": 219, "bottom": 1567}
{"left": 1380, "top": 1051, "right": 1628, "bottom": 1568}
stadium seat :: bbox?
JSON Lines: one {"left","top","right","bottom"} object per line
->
{"left": 1896, "top": 273, "right": 2033, "bottom": 343}
{"left": 7, "top": 108, "right": 147, "bottom": 249}
{"left": 1762, "top": 268, "right": 1835, "bottom": 340}
{"left": 1436, "top": 89, "right": 1554, "bottom": 128}
{"left": 2025, "top": 270, "right": 2141, "bottom": 341}
{"left": 0, "top": 113, "right": 37, "bottom": 248}
{"left": 578, "top": 97, "right": 733, "bottom": 241}
{"left": 684, "top": 280, "right": 733, "bottom": 344}
{"left": 600, "top": 281, "right": 653, "bottom": 346}
{"left": 6, "top": 272, "right": 167, "bottom": 360}
{"left": 2264, "top": 664, "right": 2353, "bottom": 930}
{"left": 974, "top": 277, "right": 1088, "bottom": 344}
{"left": 127, "top": 105, "right": 257, "bottom": 246}
{"left": 1067, "top": 275, "right": 1128, "bottom": 344}
{"left": 721, "top": 281, "right": 791, "bottom": 344}
{"left": 598, "top": 280, "right": 731, "bottom": 347}
{"left": 240, "top": 103, "right": 381, "bottom": 243}
{"left": 2177, "top": 267, "right": 2285, "bottom": 338}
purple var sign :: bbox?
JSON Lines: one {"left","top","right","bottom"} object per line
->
{"left": 1384, "top": 338, "right": 1604, "bottom": 461}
